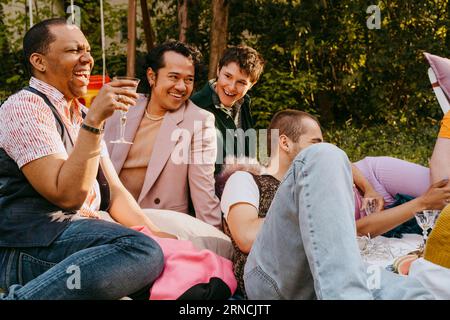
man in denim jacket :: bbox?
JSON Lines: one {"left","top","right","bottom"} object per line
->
{"left": 244, "top": 143, "right": 438, "bottom": 300}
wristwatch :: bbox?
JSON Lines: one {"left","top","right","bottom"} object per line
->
{"left": 81, "top": 122, "right": 104, "bottom": 135}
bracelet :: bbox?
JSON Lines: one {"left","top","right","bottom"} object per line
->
{"left": 81, "top": 122, "right": 104, "bottom": 135}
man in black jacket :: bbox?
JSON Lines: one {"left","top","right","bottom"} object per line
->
{"left": 191, "top": 46, "right": 265, "bottom": 175}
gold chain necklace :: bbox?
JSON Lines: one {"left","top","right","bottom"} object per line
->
{"left": 144, "top": 108, "right": 164, "bottom": 121}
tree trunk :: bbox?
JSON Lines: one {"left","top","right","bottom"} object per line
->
{"left": 208, "top": 0, "right": 229, "bottom": 79}
{"left": 446, "top": 1, "right": 450, "bottom": 52}
{"left": 52, "top": 0, "right": 65, "bottom": 17}
{"left": 0, "top": 4, "right": 10, "bottom": 53}
{"left": 127, "top": 0, "right": 137, "bottom": 77}
{"left": 178, "top": 0, "right": 189, "bottom": 42}
{"left": 140, "top": 0, "right": 155, "bottom": 51}
{"left": 34, "top": 0, "right": 39, "bottom": 21}
{"left": 316, "top": 91, "right": 334, "bottom": 123}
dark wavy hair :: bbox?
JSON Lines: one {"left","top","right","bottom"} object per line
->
{"left": 139, "top": 41, "right": 203, "bottom": 94}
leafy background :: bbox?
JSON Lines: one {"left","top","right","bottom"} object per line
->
{"left": 1, "top": 0, "right": 448, "bottom": 165}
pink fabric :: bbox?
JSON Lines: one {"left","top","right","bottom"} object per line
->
{"left": 424, "top": 52, "right": 450, "bottom": 100}
{"left": 132, "top": 226, "right": 237, "bottom": 300}
{"left": 353, "top": 157, "right": 430, "bottom": 220}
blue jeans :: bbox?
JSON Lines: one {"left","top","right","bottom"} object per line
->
{"left": 0, "top": 219, "right": 164, "bottom": 299}
{"left": 244, "top": 143, "right": 433, "bottom": 300}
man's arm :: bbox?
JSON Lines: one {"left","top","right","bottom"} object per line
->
{"left": 21, "top": 80, "right": 138, "bottom": 210}
{"left": 430, "top": 137, "right": 450, "bottom": 183}
{"left": 188, "top": 112, "right": 222, "bottom": 229}
{"left": 356, "top": 179, "right": 450, "bottom": 237}
{"left": 432, "top": 111, "right": 450, "bottom": 183}
{"left": 221, "top": 171, "right": 261, "bottom": 253}
{"left": 351, "top": 164, "right": 384, "bottom": 212}
{"left": 100, "top": 155, "right": 176, "bottom": 239}
{"left": 227, "top": 203, "right": 264, "bottom": 254}
{"left": 22, "top": 128, "right": 103, "bottom": 210}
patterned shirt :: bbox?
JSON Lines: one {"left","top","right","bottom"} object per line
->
{"left": 0, "top": 77, "right": 103, "bottom": 218}
{"left": 209, "top": 80, "right": 243, "bottom": 128}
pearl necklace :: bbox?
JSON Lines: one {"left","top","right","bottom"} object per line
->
{"left": 145, "top": 108, "right": 164, "bottom": 121}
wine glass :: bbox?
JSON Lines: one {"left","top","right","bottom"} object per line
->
{"left": 358, "top": 233, "right": 394, "bottom": 262}
{"left": 415, "top": 210, "right": 441, "bottom": 249}
{"left": 364, "top": 198, "right": 377, "bottom": 216}
{"left": 109, "top": 76, "right": 140, "bottom": 145}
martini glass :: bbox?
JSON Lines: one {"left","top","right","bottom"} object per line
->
{"left": 109, "top": 76, "right": 140, "bottom": 144}
{"left": 415, "top": 210, "right": 440, "bottom": 250}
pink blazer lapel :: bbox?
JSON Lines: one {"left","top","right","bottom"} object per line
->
{"left": 138, "top": 103, "right": 186, "bottom": 204}
{"left": 109, "top": 96, "right": 147, "bottom": 174}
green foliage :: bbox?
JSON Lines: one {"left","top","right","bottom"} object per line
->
{"left": 0, "top": 0, "right": 127, "bottom": 96}
{"left": 2, "top": 0, "right": 448, "bottom": 127}
{"left": 250, "top": 68, "right": 322, "bottom": 129}
{"left": 224, "top": 0, "right": 447, "bottom": 127}
{"left": 0, "top": 0, "right": 447, "bottom": 163}
{"left": 324, "top": 119, "right": 440, "bottom": 166}
{"left": 150, "top": 0, "right": 178, "bottom": 42}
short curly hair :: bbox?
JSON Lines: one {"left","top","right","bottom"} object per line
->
{"left": 218, "top": 45, "right": 265, "bottom": 83}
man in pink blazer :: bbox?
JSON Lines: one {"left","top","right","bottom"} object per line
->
{"left": 104, "top": 41, "right": 222, "bottom": 230}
